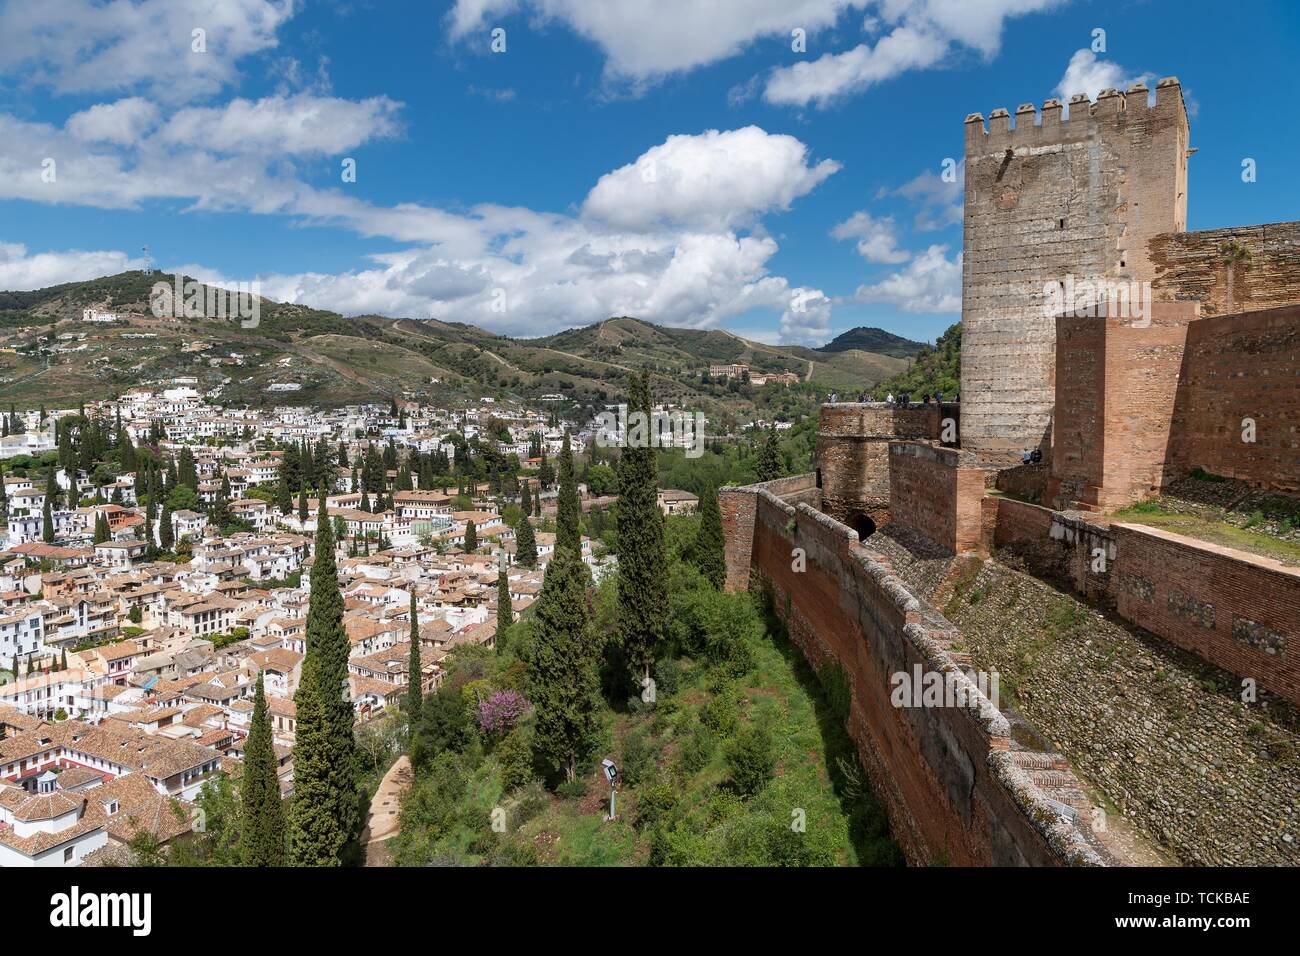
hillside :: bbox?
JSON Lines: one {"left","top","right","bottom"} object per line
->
{"left": 873, "top": 322, "right": 962, "bottom": 399}
{"left": 0, "top": 272, "right": 910, "bottom": 418}
{"left": 818, "top": 326, "right": 926, "bottom": 359}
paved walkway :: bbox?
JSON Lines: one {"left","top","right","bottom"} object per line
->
{"left": 362, "top": 755, "right": 411, "bottom": 866}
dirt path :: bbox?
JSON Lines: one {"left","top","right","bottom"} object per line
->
{"left": 362, "top": 754, "right": 411, "bottom": 866}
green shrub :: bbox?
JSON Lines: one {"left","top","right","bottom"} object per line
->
{"left": 556, "top": 778, "right": 587, "bottom": 800}
{"left": 653, "top": 656, "right": 682, "bottom": 697}
{"left": 677, "top": 720, "right": 716, "bottom": 774}
{"left": 701, "top": 686, "right": 740, "bottom": 736}
{"left": 634, "top": 777, "right": 678, "bottom": 830}
{"left": 725, "top": 723, "right": 775, "bottom": 796}
{"left": 510, "top": 780, "right": 549, "bottom": 829}
{"left": 619, "top": 727, "right": 657, "bottom": 787}
{"left": 497, "top": 725, "right": 533, "bottom": 792}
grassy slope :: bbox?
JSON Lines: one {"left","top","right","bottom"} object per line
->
{"left": 395, "top": 622, "right": 900, "bottom": 867}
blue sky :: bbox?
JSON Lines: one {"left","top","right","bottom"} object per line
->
{"left": 0, "top": 0, "right": 1296, "bottom": 347}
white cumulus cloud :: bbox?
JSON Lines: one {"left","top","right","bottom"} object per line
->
{"left": 853, "top": 243, "right": 961, "bottom": 313}
{"left": 1056, "top": 49, "right": 1154, "bottom": 112}
{"left": 0, "top": 0, "right": 296, "bottom": 104}
{"left": 0, "top": 242, "right": 147, "bottom": 289}
{"left": 831, "top": 211, "right": 911, "bottom": 263}
{"left": 448, "top": 0, "right": 870, "bottom": 82}
{"left": 156, "top": 94, "right": 403, "bottom": 156}
{"left": 764, "top": 0, "right": 1061, "bottom": 108}
{"left": 582, "top": 126, "right": 840, "bottom": 233}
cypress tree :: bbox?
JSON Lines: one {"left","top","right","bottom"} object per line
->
{"left": 464, "top": 519, "right": 477, "bottom": 553}
{"left": 213, "top": 470, "right": 231, "bottom": 528}
{"left": 526, "top": 547, "right": 599, "bottom": 782}
{"left": 521, "top": 482, "right": 532, "bottom": 517}
{"left": 757, "top": 427, "right": 783, "bottom": 482}
{"left": 288, "top": 493, "right": 358, "bottom": 865}
{"left": 42, "top": 498, "right": 54, "bottom": 543}
{"left": 45, "top": 467, "right": 61, "bottom": 511}
{"left": 496, "top": 558, "right": 511, "bottom": 653}
{"left": 159, "top": 499, "right": 174, "bottom": 551}
{"left": 406, "top": 592, "right": 422, "bottom": 726}
{"left": 0, "top": 463, "right": 8, "bottom": 520}
{"left": 178, "top": 447, "right": 197, "bottom": 490}
{"left": 516, "top": 516, "right": 537, "bottom": 569}
{"left": 240, "top": 673, "right": 286, "bottom": 867}
{"left": 298, "top": 485, "right": 309, "bottom": 523}
{"left": 616, "top": 372, "right": 667, "bottom": 684}
{"left": 555, "top": 432, "right": 580, "bottom": 555}
{"left": 277, "top": 469, "right": 292, "bottom": 515}
{"left": 694, "top": 485, "right": 726, "bottom": 590}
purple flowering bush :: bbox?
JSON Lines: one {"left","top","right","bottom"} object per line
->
{"left": 477, "top": 689, "right": 529, "bottom": 735}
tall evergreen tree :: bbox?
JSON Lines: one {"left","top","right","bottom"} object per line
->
{"left": 464, "top": 519, "right": 477, "bottom": 553}
{"left": 276, "top": 468, "right": 292, "bottom": 515}
{"left": 405, "top": 592, "right": 422, "bottom": 726}
{"left": 159, "top": 499, "right": 174, "bottom": 551}
{"left": 616, "top": 372, "right": 667, "bottom": 684}
{"left": 555, "top": 432, "right": 580, "bottom": 555}
{"left": 288, "top": 493, "right": 359, "bottom": 865}
{"left": 240, "top": 673, "right": 286, "bottom": 866}
{"left": 178, "top": 447, "right": 198, "bottom": 490}
{"left": 516, "top": 517, "right": 537, "bottom": 569}
{"left": 41, "top": 498, "right": 54, "bottom": 543}
{"left": 0, "top": 464, "right": 8, "bottom": 520}
{"left": 693, "top": 485, "right": 726, "bottom": 590}
{"left": 45, "top": 467, "right": 61, "bottom": 512}
{"left": 212, "top": 470, "right": 232, "bottom": 528}
{"left": 757, "top": 427, "right": 783, "bottom": 482}
{"left": 298, "top": 485, "right": 309, "bottom": 523}
{"left": 525, "top": 546, "right": 599, "bottom": 782}
{"left": 496, "top": 557, "right": 512, "bottom": 653}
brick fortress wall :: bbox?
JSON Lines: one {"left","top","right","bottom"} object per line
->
{"left": 989, "top": 498, "right": 1299, "bottom": 705}
{"left": 813, "top": 403, "right": 945, "bottom": 528}
{"left": 1048, "top": 302, "right": 1199, "bottom": 510}
{"left": 724, "top": 479, "right": 1107, "bottom": 866}
{"left": 887, "top": 441, "right": 987, "bottom": 554}
{"left": 1169, "top": 304, "right": 1300, "bottom": 491}
{"left": 961, "top": 79, "right": 1189, "bottom": 461}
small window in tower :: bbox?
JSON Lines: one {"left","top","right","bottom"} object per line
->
{"left": 1058, "top": 218, "right": 1065, "bottom": 230}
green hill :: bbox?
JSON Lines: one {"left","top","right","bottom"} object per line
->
{"left": 0, "top": 273, "right": 910, "bottom": 417}
{"left": 872, "top": 322, "right": 962, "bottom": 399}
{"left": 818, "top": 326, "right": 926, "bottom": 359}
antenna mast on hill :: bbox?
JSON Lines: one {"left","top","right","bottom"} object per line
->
{"left": 141, "top": 246, "right": 152, "bottom": 274}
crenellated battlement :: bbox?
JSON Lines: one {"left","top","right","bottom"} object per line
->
{"left": 964, "top": 76, "right": 1184, "bottom": 152}
{"left": 960, "top": 75, "right": 1190, "bottom": 458}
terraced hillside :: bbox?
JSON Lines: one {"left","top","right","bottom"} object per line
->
{"left": 0, "top": 272, "right": 912, "bottom": 414}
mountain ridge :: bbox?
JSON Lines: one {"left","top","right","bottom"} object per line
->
{"left": 0, "top": 272, "right": 915, "bottom": 424}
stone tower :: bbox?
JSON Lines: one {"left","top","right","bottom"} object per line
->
{"left": 959, "top": 78, "right": 1190, "bottom": 461}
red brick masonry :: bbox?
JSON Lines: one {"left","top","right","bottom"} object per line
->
{"left": 721, "top": 479, "right": 1107, "bottom": 866}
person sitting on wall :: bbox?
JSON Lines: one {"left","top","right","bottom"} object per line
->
{"left": 922, "top": 393, "right": 931, "bottom": 404}
{"left": 885, "top": 392, "right": 894, "bottom": 404}
{"left": 934, "top": 390, "right": 943, "bottom": 403}
{"left": 1021, "top": 448, "right": 1032, "bottom": 464}
{"left": 1030, "top": 448, "right": 1043, "bottom": 464}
